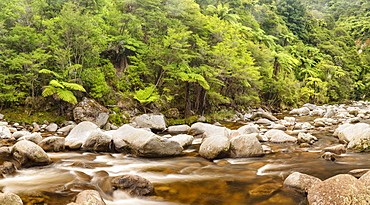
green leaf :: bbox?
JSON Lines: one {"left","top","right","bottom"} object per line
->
{"left": 61, "top": 82, "right": 86, "bottom": 92}
{"left": 39, "top": 69, "right": 63, "bottom": 79}
{"left": 41, "top": 86, "right": 57, "bottom": 97}
{"left": 56, "top": 89, "right": 78, "bottom": 105}
{"left": 49, "top": 80, "right": 64, "bottom": 88}
{"left": 134, "top": 85, "right": 160, "bottom": 104}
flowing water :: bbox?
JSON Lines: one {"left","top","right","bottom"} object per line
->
{"left": 1, "top": 115, "right": 370, "bottom": 205}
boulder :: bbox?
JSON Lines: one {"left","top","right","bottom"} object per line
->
{"left": 289, "top": 107, "right": 310, "bottom": 116}
{"left": 359, "top": 171, "right": 370, "bottom": 187}
{"left": 188, "top": 122, "right": 230, "bottom": 138}
{"left": 229, "top": 133, "right": 264, "bottom": 157}
{"left": 0, "top": 126, "right": 11, "bottom": 139}
{"left": 322, "top": 144, "right": 346, "bottom": 155}
{"left": 11, "top": 140, "right": 51, "bottom": 167}
{"left": 337, "top": 123, "right": 370, "bottom": 144}
{"left": 73, "top": 97, "right": 110, "bottom": 128}
{"left": 11, "top": 131, "right": 31, "bottom": 139}
{"left": 131, "top": 114, "right": 166, "bottom": 131}
{"left": 349, "top": 169, "right": 370, "bottom": 178}
{"left": 74, "top": 190, "right": 106, "bottom": 205}
{"left": 38, "top": 137, "right": 65, "bottom": 152}
{"left": 283, "top": 172, "right": 322, "bottom": 193}
{"left": 255, "top": 119, "right": 273, "bottom": 125}
{"left": 199, "top": 135, "right": 230, "bottom": 160}
{"left": 18, "top": 133, "right": 42, "bottom": 144}
{"left": 307, "top": 174, "right": 370, "bottom": 205}
{"left": 347, "top": 128, "right": 370, "bottom": 150}
{"left": 111, "top": 174, "right": 153, "bottom": 197}
{"left": 321, "top": 152, "right": 337, "bottom": 161}
{"left": 237, "top": 124, "right": 259, "bottom": 135}
{"left": 170, "top": 134, "right": 194, "bottom": 148}
{"left": 303, "top": 103, "right": 317, "bottom": 110}
{"left": 57, "top": 125, "right": 76, "bottom": 135}
{"left": 112, "top": 125, "right": 183, "bottom": 157}
{"left": 323, "top": 107, "right": 337, "bottom": 118}
{"left": 65, "top": 121, "right": 100, "bottom": 149}
{"left": 167, "top": 125, "right": 190, "bottom": 135}
{"left": 82, "top": 130, "right": 113, "bottom": 152}
{"left": 249, "top": 110, "right": 278, "bottom": 121}
{"left": 264, "top": 130, "right": 297, "bottom": 143}
{"left": 297, "top": 133, "right": 317, "bottom": 144}
{"left": 45, "top": 123, "right": 58, "bottom": 132}
{"left": 0, "top": 192, "right": 23, "bottom": 205}
{"left": 0, "top": 161, "right": 16, "bottom": 175}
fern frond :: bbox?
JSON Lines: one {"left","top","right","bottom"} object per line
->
{"left": 42, "top": 86, "right": 57, "bottom": 97}
{"left": 56, "top": 89, "right": 78, "bottom": 105}
{"left": 61, "top": 82, "right": 86, "bottom": 92}
{"left": 49, "top": 80, "right": 64, "bottom": 88}
{"left": 39, "top": 69, "right": 62, "bottom": 78}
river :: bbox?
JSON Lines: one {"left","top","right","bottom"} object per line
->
{"left": 0, "top": 114, "right": 368, "bottom": 205}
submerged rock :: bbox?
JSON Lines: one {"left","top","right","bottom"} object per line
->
{"left": 74, "top": 190, "right": 106, "bottom": 205}
{"left": 0, "top": 192, "right": 23, "bottom": 205}
{"left": 111, "top": 174, "right": 153, "bottom": 197}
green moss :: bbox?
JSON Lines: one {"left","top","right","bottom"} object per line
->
{"left": 109, "top": 113, "right": 128, "bottom": 126}
{"left": 2, "top": 108, "right": 66, "bottom": 125}
{"left": 167, "top": 116, "right": 199, "bottom": 126}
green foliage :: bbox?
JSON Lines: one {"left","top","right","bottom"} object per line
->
{"left": 133, "top": 84, "right": 160, "bottom": 104}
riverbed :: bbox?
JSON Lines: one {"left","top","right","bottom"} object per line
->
{"left": 0, "top": 114, "right": 368, "bottom": 205}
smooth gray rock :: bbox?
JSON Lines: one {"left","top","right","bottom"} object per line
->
{"left": 289, "top": 107, "right": 310, "bottom": 116}
{"left": 11, "top": 140, "right": 51, "bottom": 167}
{"left": 18, "top": 133, "right": 42, "bottom": 144}
{"left": 0, "top": 192, "right": 23, "bottom": 205}
{"left": 237, "top": 124, "right": 259, "bottom": 135}
{"left": 283, "top": 172, "right": 322, "bottom": 193}
{"left": 188, "top": 122, "right": 230, "bottom": 138}
{"left": 249, "top": 110, "right": 278, "bottom": 121}
{"left": 297, "top": 132, "right": 317, "bottom": 144}
{"left": 74, "top": 190, "right": 106, "bottom": 205}
{"left": 229, "top": 133, "right": 264, "bottom": 157}
{"left": 112, "top": 125, "right": 183, "bottom": 157}
{"left": 57, "top": 125, "right": 76, "bottom": 135}
{"left": 73, "top": 97, "right": 110, "bottom": 128}
{"left": 265, "top": 130, "right": 297, "bottom": 143}
{"left": 45, "top": 123, "right": 58, "bottom": 132}
{"left": 0, "top": 126, "right": 11, "bottom": 139}
{"left": 322, "top": 144, "right": 346, "bottom": 155}
{"left": 38, "top": 137, "right": 65, "bottom": 152}
{"left": 336, "top": 123, "right": 370, "bottom": 143}
{"left": 199, "top": 135, "right": 230, "bottom": 160}
{"left": 170, "top": 134, "right": 194, "bottom": 148}
{"left": 11, "top": 131, "right": 31, "bottom": 139}
{"left": 167, "top": 125, "right": 190, "bottom": 135}
{"left": 65, "top": 121, "right": 99, "bottom": 149}
{"left": 82, "top": 130, "right": 113, "bottom": 152}
{"left": 131, "top": 114, "right": 167, "bottom": 131}
{"left": 307, "top": 174, "right": 370, "bottom": 205}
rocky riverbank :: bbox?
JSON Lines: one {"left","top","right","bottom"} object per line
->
{"left": 1, "top": 100, "right": 370, "bottom": 204}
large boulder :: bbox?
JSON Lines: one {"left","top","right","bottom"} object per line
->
{"left": 307, "top": 174, "right": 370, "bottom": 205}
{"left": 82, "top": 130, "right": 113, "bottom": 152}
{"left": 347, "top": 128, "right": 370, "bottom": 150}
{"left": 199, "top": 135, "right": 230, "bottom": 160}
{"left": 188, "top": 122, "right": 230, "bottom": 138}
{"left": 11, "top": 131, "right": 31, "bottom": 139}
{"left": 336, "top": 123, "right": 370, "bottom": 143}
{"left": 111, "top": 174, "right": 153, "bottom": 197}
{"left": 170, "top": 134, "right": 194, "bottom": 148}
{"left": 264, "top": 129, "right": 297, "bottom": 143}
{"left": 38, "top": 137, "right": 65, "bottom": 152}
{"left": 65, "top": 121, "right": 100, "bottom": 149}
{"left": 73, "top": 98, "right": 110, "bottom": 128}
{"left": 249, "top": 110, "right": 278, "bottom": 121}
{"left": 167, "top": 125, "right": 190, "bottom": 135}
{"left": 45, "top": 123, "right": 58, "bottom": 132}
{"left": 0, "top": 126, "right": 11, "bottom": 139}
{"left": 11, "top": 140, "right": 51, "bottom": 167}
{"left": 237, "top": 124, "right": 259, "bottom": 135}
{"left": 112, "top": 125, "right": 183, "bottom": 157}
{"left": 0, "top": 192, "right": 23, "bottom": 205}
{"left": 18, "top": 133, "right": 42, "bottom": 144}
{"left": 229, "top": 133, "right": 264, "bottom": 157}
{"left": 283, "top": 172, "right": 322, "bottom": 194}
{"left": 74, "top": 190, "right": 106, "bottom": 205}
{"left": 289, "top": 107, "right": 310, "bottom": 116}
{"left": 131, "top": 114, "right": 166, "bottom": 131}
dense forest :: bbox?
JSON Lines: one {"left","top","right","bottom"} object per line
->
{"left": 1, "top": 0, "right": 370, "bottom": 119}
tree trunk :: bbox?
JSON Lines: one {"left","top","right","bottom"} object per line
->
{"left": 184, "top": 82, "right": 191, "bottom": 118}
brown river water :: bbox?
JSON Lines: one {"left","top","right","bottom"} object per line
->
{"left": 1, "top": 115, "right": 369, "bottom": 205}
